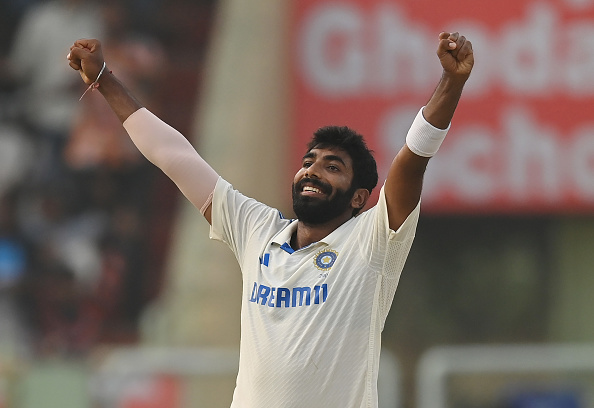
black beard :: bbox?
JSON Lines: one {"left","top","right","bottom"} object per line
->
{"left": 292, "top": 178, "right": 357, "bottom": 225}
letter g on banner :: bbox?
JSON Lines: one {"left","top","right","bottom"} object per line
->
{"left": 299, "top": 3, "right": 366, "bottom": 95}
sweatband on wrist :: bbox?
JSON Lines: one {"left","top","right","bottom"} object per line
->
{"left": 405, "top": 107, "right": 450, "bottom": 157}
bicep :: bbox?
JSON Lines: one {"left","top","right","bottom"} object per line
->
{"left": 384, "top": 145, "right": 430, "bottom": 231}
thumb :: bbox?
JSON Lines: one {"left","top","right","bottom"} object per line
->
{"left": 68, "top": 45, "right": 91, "bottom": 64}
{"left": 436, "top": 40, "right": 456, "bottom": 59}
{"left": 68, "top": 40, "right": 104, "bottom": 85}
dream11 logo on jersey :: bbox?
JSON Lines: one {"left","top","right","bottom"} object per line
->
{"left": 290, "top": 0, "right": 594, "bottom": 214}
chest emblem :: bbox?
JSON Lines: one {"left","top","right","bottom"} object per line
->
{"left": 314, "top": 249, "right": 338, "bottom": 271}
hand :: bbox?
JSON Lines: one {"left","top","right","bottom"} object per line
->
{"left": 67, "top": 39, "right": 105, "bottom": 85}
{"left": 436, "top": 32, "right": 474, "bottom": 80}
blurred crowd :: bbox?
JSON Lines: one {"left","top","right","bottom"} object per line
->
{"left": 0, "top": 0, "right": 215, "bottom": 357}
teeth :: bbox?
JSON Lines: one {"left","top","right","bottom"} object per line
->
{"left": 303, "top": 186, "right": 322, "bottom": 194}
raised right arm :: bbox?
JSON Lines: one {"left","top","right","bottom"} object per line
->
{"left": 68, "top": 39, "right": 218, "bottom": 223}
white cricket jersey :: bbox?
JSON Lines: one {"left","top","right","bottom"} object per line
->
{"left": 209, "top": 177, "right": 419, "bottom": 408}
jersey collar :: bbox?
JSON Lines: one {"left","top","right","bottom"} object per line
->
{"left": 270, "top": 216, "right": 357, "bottom": 250}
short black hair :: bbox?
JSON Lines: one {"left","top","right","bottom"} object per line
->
{"left": 307, "top": 125, "right": 378, "bottom": 194}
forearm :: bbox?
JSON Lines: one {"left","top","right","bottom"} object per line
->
{"left": 97, "top": 69, "right": 144, "bottom": 123}
{"left": 123, "top": 108, "right": 219, "bottom": 212}
{"left": 422, "top": 72, "right": 468, "bottom": 129}
{"left": 392, "top": 80, "right": 462, "bottom": 225}
{"left": 386, "top": 31, "right": 473, "bottom": 229}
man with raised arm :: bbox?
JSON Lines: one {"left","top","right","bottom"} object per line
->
{"left": 67, "top": 31, "right": 473, "bottom": 408}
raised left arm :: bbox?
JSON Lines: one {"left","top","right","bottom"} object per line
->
{"left": 384, "top": 32, "right": 474, "bottom": 230}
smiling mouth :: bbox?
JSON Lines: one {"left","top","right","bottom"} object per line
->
{"left": 295, "top": 178, "right": 331, "bottom": 197}
{"left": 302, "top": 186, "right": 323, "bottom": 195}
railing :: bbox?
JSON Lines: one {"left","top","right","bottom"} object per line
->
{"left": 417, "top": 344, "right": 594, "bottom": 408}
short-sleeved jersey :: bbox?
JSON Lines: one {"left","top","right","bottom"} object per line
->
{"left": 209, "top": 177, "right": 420, "bottom": 408}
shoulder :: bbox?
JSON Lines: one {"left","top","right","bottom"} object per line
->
{"left": 354, "top": 184, "right": 420, "bottom": 238}
{"left": 213, "top": 178, "right": 286, "bottom": 223}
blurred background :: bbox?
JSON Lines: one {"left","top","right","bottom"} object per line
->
{"left": 0, "top": 0, "right": 594, "bottom": 407}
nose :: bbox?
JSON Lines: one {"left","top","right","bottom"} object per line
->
{"left": 304, "top": 163, "right": 321, "bottom": 179}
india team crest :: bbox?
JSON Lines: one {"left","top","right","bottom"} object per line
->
{"left": 314, "top": 249, "right": 338, "bottom": 271}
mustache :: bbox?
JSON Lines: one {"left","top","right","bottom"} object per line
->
{"left": 294, "top": 177, "right": 332, "bottom": 195}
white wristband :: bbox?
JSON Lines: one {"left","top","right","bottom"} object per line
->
{"left": 405, "top": 107, "right": 450, "bottom": 157}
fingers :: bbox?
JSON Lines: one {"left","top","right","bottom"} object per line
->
{"left": 72, "top": 38, "right": 100, "bottom": 52}
{"left": 68, "top": 59, "right": 82, "bottom": 71}
{"left": 450, "top": 35, "right": 466, "bottom": 59}
{"left": 456, "top": 39, "right": 473, "bottom": 61}
{"left": 67, "top": 39, "right": 105, "bottom": 84}
{"left": 437, "top": 32, "right": 455, "bottom": 59}
{"left": 68, "top": 45, "right": 90, "bottom": 63}
{"left": 437, "top": 32, "right": 469, "bottom": 58}
{"left": 436, "top": 31, "right": 474, "bottom": 77}
{"left": 66, "top": 39, "right": 103, "bottom": 66}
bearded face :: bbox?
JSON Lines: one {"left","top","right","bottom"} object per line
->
{"left": 292, "top": 177, "right": 357, "bottom": 225}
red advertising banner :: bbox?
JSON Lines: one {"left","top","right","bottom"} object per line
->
{"left": 290, "top": 0, "right": 594, "bottom": 214}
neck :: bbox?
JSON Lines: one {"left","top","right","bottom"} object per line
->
{"left": 291, "top": 213, "right": 353, "bottom": 250}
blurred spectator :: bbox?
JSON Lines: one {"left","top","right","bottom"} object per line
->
{"left": 0, "top": 0, "right": 215, "bottom": 357}
{"left": 0, "top": 190, "right": 34, "bottom": 359}
{"left": 0, "top": 123, "right": 34, "bottom": 197}
{"left": 6, "top": 0, "right": 166, "bottom": 356}
{"left": 7, "top": 0, "right": 105, "bottom": 181}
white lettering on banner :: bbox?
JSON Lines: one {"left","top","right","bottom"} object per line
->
{"left": 379, "top": 107, "right": 594, "bottom": 205}
{"left": 505, "top": 109, "right": 561, "bottom": 201}
{"left": 298, "top": 2, "right": 594, "bottom": 97}
{"left": 570, "top": 126, "right": 594, "bottom": 198}
{"left": 300, "top": 3, "right": 366, "bottom": 95}
{"left": 372, "top": 3, "right": 434, "bottom": 94}
{"left": 565, "top": 23, "right": 594, "bottom": 94}
{"left": 447, "top": 126, "right": 497, "bottom": 202}
{"left": 297, "top": 0, "right": 594, "bottom": 209}
{"left": 299, "top": 3, "right": 437, "bottom": 96}
{"left": 500, "top": 4, "right": 554, "bottom": 94}
{"left": 563, "top": 0, "right": 594, "bottom": 10}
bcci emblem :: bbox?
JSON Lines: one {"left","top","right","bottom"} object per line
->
{"left": 314, "top": 249, "right": 338, "bottom": 271}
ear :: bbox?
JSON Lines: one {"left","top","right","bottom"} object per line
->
{"left": 351, "top": 188, "right": 370, "bottom": 211}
